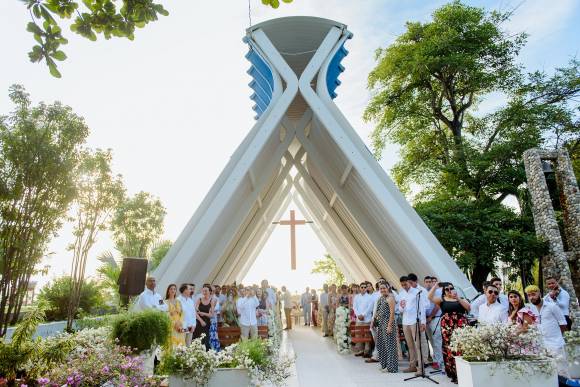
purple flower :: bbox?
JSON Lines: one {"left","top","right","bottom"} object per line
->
{"left": 37, "top": 378, "right": 50, "bottom": 386}
{"left": 102, "top": 365, "right": 110, "bottom": 373}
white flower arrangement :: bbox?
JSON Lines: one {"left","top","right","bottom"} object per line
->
{"left": 564, "top": 329, "right": 580, "bottom": 364}
{"left": 450, "top": 323, "right": 556, "bottom": 378}
{"left": 267, "top": 308, "right": 282, "bottom": 350}
{"left": 334, "top": 306, "right": 351, "bottom": 354}
{"left": 162, "top": 335, "right": 294, "bottom": 387}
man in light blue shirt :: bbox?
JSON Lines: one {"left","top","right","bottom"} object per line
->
{"left": 424, "top": 276, "right": 443, "bottom": 370}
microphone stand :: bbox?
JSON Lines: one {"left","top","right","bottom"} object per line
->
{"left": 404, "top": 289, "right": 439, "bottom": 384}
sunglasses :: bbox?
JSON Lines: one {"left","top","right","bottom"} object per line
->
{"left": 487, "top": 290, "right": 499, "bottom": 295}
{"left": 445, "top": 287, "right": 455, "bottom": 292}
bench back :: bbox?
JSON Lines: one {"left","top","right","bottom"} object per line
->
{"left": 218, "top": 326, "right": 241, "bottom": 347}
{"left": 350, "top": 322, "right": 373, "bottom": 343}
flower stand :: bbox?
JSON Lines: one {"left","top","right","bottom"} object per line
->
{"left": 168, "top": 369, "right": 250, "bottom": 387}
{"left": 455, "top": 357, "right": 558, "bottom": 387}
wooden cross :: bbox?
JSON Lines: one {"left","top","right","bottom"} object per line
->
{"left": 273, "top": 210, "right": 313, "bottom": 270}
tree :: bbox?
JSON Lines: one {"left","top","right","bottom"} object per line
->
{"left": 149, "top": 239, "right": 172, "bottom": 272}
{"left": 19, "top": 0, "right": 293, "bottom": 77}
{"left": 0, "top": 85, "right": 89, "bottom": 337}
{"left": 39, "top": 276, "right": 106, "bottom": 321}
{"left": 111, "top": 191, "right": 166, "bottom": 258}
{"left": 66, "top": 149, "right": 125, "bottom": 330}
{"left": 311, "top": 254, "right": 346, "bottom": 286}
{"left": 364, "top": 1, "right": 579, "bottom": 285}
{"left": 96, "top": 250, "right": 121, "bottom": 304}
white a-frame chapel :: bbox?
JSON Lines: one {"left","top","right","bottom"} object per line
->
{"left": 154, "top": 16, "right": 477, "bottom": 298}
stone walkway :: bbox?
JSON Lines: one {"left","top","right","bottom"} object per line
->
{"left": 280, "top": 325, "right": 455, "bottom": 387}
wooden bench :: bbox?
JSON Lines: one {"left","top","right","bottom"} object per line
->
{"left": 218, "top": 326, "right": 241, "bottom": 347}
{"left": 217, "top": 325, "right": 269, "bottom": 347}
{"left": 349, "top": 322, "right": 373, "bottom": 344}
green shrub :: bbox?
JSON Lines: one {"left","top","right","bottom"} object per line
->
{"left": 74, "top": 314, "right": 117, "bottom": 330}
{"left": 235, "top": 338, "right": 269, "bottom": 367}
{"left": 38, "top": 276, "right": 108, "bottom": 321}
{"left": 111, "top": 309, "right": 170, "bottom": 353}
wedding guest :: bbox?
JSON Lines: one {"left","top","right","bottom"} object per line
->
{"left": 349, "top": 283, "right": 359, "bottom": 323}
{"left": 525, "top": 285, "right": 568, "bottom": 374}
{"left": 320, "top": 284, "right": 330, "bottom": 337}
{"left": 209, "top": 286, "right": 221, "bottom": 351}
{"left": 256, "top": 288, "right": 270, "bottom": 326}
{"left": 194, "top": 284, "right": 213, "bottom": 350}
{"left": 478, "top": 284, "right": 508, "bottom": 325}
{"left": 490, "top": 277, "right": 509, "bottom": 311}
{"left": 133, "top": 277, "right": 168, "bottom": 312}
{"left": 424, "top": 276, "right": 443, "bottom": 371}
{"left": 469, "top": 281, "right": 489, "bottom": 321}
{"left": 178, "top": 284, "right": 196, "bottom": 346}
{"left": 282, "top": 286, "right": 293, "bottom": 330}
{"left": 300, "top": 287, "right": 312, "bottom": 326}
{"left": 328, "top": 284, "right": 338, "bottom": 337}
{"left": 261, "top": 279, "right": 277, "bottom": 307}
{"left": 429, "top": 281, "right": 470, "bottom": 384}
{"left": 366, "top": 280, "right": 383, "bottom": 364}
{"left": 353, "top": 282, "right": 373, "bottom": 358}
{"left": 165, "top": 284, "right": 186, "bottom": 348}
{"left": 311, "top": 289, "right": 319, "bottom": 327}
{"left": 506, "top": 290, "right": 536, "bottom": 329}
{"left": 400, "top": 273, "right": 428, "bottom": 374}
{"left": 222, "top": 288, "right": 239, "bottom": 327}
{"left": 375, "top": 282, "right": 398, "bottom": 373}
{"left": 544, "top": 276, "right": 572, "bottom": 330}
{"left": 237, "top": 287, "right": 260, "bottom": 339}
{"left": 339, "top": 284, "right": 350, "bottom": 307}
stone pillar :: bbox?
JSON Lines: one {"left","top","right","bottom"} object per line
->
{"left": 524, "top": 148, "right": 580, "bottom": 328}
{"left": 556, "top": 148, "right": 580, "bottom": 298}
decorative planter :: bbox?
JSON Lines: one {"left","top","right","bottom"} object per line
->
{"left": 455, "top": 357, "right": 558, "bottom": 387}
{"left": 140, "top": 347, "right": 158, "bottom": 376}
{"left": 168, "top": 368, "right": 250, "bottom": 387}
{"left": 569, "top": 357, "right": 580, "bottom": 380}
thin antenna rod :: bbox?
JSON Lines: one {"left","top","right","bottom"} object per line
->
{"left": 248, "top": 0, "right": 252, "bottom": 27}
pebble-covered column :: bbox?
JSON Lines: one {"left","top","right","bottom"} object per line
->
{"left": 524, "top": 148, "right": 580, "bottom": 328}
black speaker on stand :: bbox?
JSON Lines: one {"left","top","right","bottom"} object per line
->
{"left": 117, "top": 258, "right": 148, "bottom": 307}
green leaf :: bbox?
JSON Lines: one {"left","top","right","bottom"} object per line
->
{"left": 40, "top": 5, "right": 57, "bottom": 26}
{"left": 51, "top": 50, "right": 67, "bottom": 61}
{"left": 26, "top": 22, "right": 43, "bottom": 35}
{"left": 47, "top": 61, "right": 62, "bottom": 78}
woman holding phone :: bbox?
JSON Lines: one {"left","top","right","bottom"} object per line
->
{"left": 428, "top": 282, "right": 471, "bottom": 384}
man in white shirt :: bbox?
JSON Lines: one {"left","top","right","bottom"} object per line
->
{"left": 478, "top": 284, "right": 508, "bottom": 325}
{"left": 319, "top": 284, "right": 330, "bottom": 337}
{"left": 400, "top": 274, "right": 428, "bottom": 374}
{"left": 353, "top": 282, "right": 374, "bottom": 357}
{"left": 469, "top": 281, "right": 490, "bottom": 320}
{"left": 300, "top": 287, "right": 311, "bottom": 326}
{"left": 490, "top": 277, "right": 509, "bottom": 312}
{"left": 178, "top": 284, "right": 196, "bottom": 346}
{"left": 237, "top": 287, "right": 260, "bottom": 339}
{"left": 526, "top": 285, "right": 568, "bottom": 375}
{"left": 132, "top": 277, "right": 168, "bottom": 312}
{"left": 544, "top": 276, "right": 571, "bottom": 330}
{"left": 281, "top": 286, "right": 293, "bottom": 330}
{"left": 424, "top": 276, "right": 443, "bottom": 370}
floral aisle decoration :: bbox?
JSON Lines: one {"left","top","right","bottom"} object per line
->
{"left": 334, "top": 306, "right": 350, "bottom": 354}
{"left": 564, "top": 329, "right": 580, "bottom": 378}
{"left": 267, "top": 309, "right": 282, "bottom": 349}
{"left": 450, "top": 323, "right": 556, "bottom": 378}
{"left": 161, "top": 336, "right": 294, "bottom": 386}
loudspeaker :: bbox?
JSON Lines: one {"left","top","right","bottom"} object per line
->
{"left": 118, "top": 258, "right": 148, "bottom": 296}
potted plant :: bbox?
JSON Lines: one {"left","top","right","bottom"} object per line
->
{"left": 161, "top": 337, "right": 293, "bottom": 386}
{"left": 565, "top": 329, "right": 580, "bottom": 379}
{"left": 111, "top": 309, "right": 171, "bottom": 375}
{"left": 450, "top": 323, "right": 558, "bottom": 387}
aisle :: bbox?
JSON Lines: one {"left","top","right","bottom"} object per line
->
{"left": 284, "top": 325, "right": 455, "bottom": 387}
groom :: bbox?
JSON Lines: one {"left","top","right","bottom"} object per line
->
{"left": 300, "top": 287, "right": 311, "bottom": 326}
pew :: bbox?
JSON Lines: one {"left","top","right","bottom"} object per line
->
{"left": 349, "top": 322, "right": 373, "bottom": 345}
{"left": 217, "top": 325, "right": 269, "bottom": 347}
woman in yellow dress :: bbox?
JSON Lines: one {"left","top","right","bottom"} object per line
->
{"left": 165, "top": 284, "right": 186, "bottom": 348}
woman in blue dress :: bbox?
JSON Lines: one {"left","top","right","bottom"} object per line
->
{"left": 209, "top": 285, "right": 221, "bottom": 351}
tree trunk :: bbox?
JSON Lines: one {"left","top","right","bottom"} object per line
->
{"left": 471, "top": 261, "right": 491, "bottom": 290}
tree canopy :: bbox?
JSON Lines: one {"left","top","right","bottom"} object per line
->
{"left": 364, "top": 1, "right": 579, "bottom": 286}
{"left": 311, "top": 254, "right": 346, "bottom": 286}
{"left": 19, "top": 0, "right": 294, "bottom": 77}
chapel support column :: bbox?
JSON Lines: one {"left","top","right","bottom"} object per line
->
{"left": 523, "top": 148, "right": 580, "bottom": 328}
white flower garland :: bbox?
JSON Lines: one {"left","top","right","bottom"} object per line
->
{"left": 333, "top": 306, "right": 351, "bottom": 354}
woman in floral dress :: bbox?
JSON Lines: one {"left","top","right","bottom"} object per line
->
{"left": 375, "top": 283, "right": 398, "bottom": 373}
{"left": 222, "top": 288, "right": 239, "bottom": 327}
{"left": 507, "top": 290, "right": 537, "bottom": 329}
{"left": 256, "top": 288, "right": 270, "bottom": 326}
{"left": 165, "top": 284, "right": 185, "bottom": 348}
{"left": 428, "top": 281, "right": 471, "bottom": 384}
{"left": 310, "top": 289, "right": 319, "bottom": 327}
{"left": 209, "top": 286, "right": 221, "bottom": 351}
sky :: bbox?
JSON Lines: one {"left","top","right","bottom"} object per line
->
{"left": 1, "top": 0, "right": 578, "bottom": 293}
